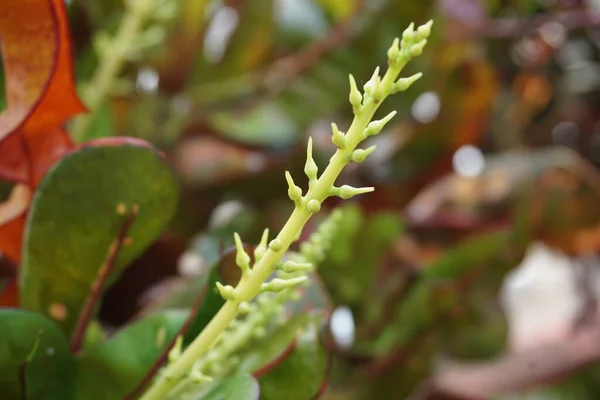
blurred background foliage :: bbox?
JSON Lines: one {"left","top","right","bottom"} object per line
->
{"left": 5, "top": 0, "right": 600, "bottom": 398}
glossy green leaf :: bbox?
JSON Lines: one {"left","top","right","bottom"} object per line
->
{"left": 0, "top": 309, "right": 74, "bottom": 400}
{"left": 19, "top": 141, "right": 178, "bottom": 336}
{"left": 74, "top": 310, "right": 187, "bottom": 400}
{"left": 257, "top": 319, "right": 329, "bottom": 400}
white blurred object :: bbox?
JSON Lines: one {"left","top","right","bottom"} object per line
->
{"left": 178, "top": 250, "right": 206, "bottom": 277}
{"left": 330, "top": 306, "right": 355, "bottom": 349}
{"left": 208, "top": 200, "right": 245, "bottom": 230}
{"left": 275, "top": 0, "right": 327, "bottom": 38}
{"left": 411, "top": 91, "right": 441, "bottom": 123}
{"left": 585, "top": 0, "right": 600, "bottom": 13}
{"left": 452, "top": 145, "right": 485, "bottom": 178}
{"left": 136, "top": 67, "right": 159, "bottom": 93}
{"left": 203, "top": 5, "right": 239, "bottom": 63}
{"left": 500, "top": 242, "right": 600, "bottom": 352}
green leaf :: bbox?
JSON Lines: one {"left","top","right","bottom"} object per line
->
{"left": 257, "top": 319, "right": 329, "bottom": 400}
{"left": 20, "top": 141, "right": 179, "bottom": 336}
{"left": 0, "top": 309, "right": 74, "bottom": 400}
{"left": 191, "top": 374, "right": 259, "bottom": 400}
{"left": 74, "top": 310, "right": 187, "bottom": 400}
{"left": 421, "top": 230, "right": 510, "bottom": 280}
{"left": 321, "top": 204, "right": 403, "bottom": 305}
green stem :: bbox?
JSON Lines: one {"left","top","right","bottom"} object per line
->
{"left": 71, "top": 0, "right": 154, "bottom": 142}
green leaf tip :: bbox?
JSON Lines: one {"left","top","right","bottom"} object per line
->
{"left": 363, "top": 66, "right": 381, "bottom": 96}
{"left": 254, "top": 228, "right": 269, "bottom": 262}
{"left": 168, "top": 335, "right": 183, "bottom": 363}
{"left": 348, "top": 74, "right": 362, "bottom": 109}
{"left": 285, "top": 171, "right": 303, "bottom": 203}
{"left": 281, "top": 260, "right": 313, "bottom": 274}
{"left": 331, "top": 122, "right": 346, "bottom": 149}
{"left": 332, "top": 185, "right": 375, "bottom": 200}
{"left": 392, "top": 72, "right": 423, "bottom": 93}
{"left": 234, "top": 232, "right": 251, "bottom": 275}
{"left": 305, "top": 137, "right": 318, "bottom": 182}
{"left": 364, "top": 110, "right": 397, "bottom": 137}
{"left": 260, "top": 277, "right": 308, "bottom": 293}
{"left": 351, "top": 145, "right": 377, "bottom": 163}
{"left": 216, "top": 282, "right": 237, "bottom": 301}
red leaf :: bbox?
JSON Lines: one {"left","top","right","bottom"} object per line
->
{"left": 0, "top": 0, "right": 85, "bottom": 263}
{"left": 0, "top": 279, "right": 19, "bottom": 307}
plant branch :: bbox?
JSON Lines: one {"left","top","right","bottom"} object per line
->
{"left": 139, "top": 21, "right": 433, "bottom": 400}
{"left": 70, "top": 0, "right": 157, "bottom": 142}
{"left": 70, "top": 205, "right": 138, "bottom": 353}
{"left": 124, "top": 282, "right": 210, "bottom": 400}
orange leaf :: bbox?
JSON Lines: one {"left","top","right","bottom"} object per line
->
{"left": 0, "top": 0, "right": 86, "bottom": 265}
{"left": 0, "top": 0, "right": 85, "bottom": 183}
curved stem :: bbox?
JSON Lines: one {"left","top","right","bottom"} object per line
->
{"left": 70, "top": 206, "right": 138, "bottom": 353}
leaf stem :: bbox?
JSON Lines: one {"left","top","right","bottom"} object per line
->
{"left": 70, "top": 205, "right": 138, "bottom": 353}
